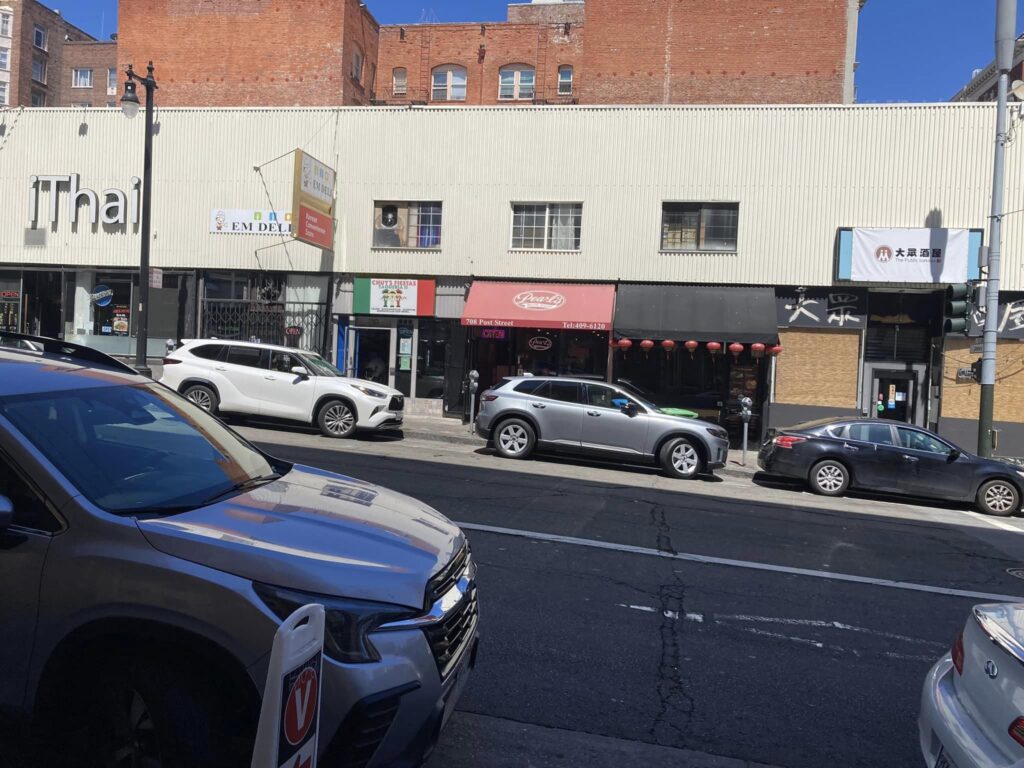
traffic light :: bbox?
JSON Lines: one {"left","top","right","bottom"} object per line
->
{"left": 944, "top": 283, "right": 973, "bottom": 335}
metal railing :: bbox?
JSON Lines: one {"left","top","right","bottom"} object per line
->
{"left": 200, "top": 299, "right": 329, "bottom": 355}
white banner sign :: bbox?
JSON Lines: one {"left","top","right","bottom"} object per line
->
{"left": 210, "top": 209, "right": 292, "bottom": 235}
{"left": 369, "top": 278, "right": 420, "bottom": 316}
{"left": 851, "top": 228, "right": 969, "bottom": 283}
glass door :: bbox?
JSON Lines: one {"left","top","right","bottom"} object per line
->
{"left": 873, "top": 374, "right": 914, "bottom": 423}
{"left": 394, "top": 320, "right": 414, "bottom": 397}
{"left": 352, "top": 328, "right": 391, "bottom": 385}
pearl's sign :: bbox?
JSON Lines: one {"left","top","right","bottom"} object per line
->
{"left": 28, "top": 174, "right": 142, "bottom": 228}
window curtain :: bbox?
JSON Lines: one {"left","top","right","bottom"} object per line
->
{"left": 548, "top": 205, "right": 577, "bottom": 250}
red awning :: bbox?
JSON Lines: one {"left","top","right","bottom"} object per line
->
{"left": 461, "top": 282, "right": 616, "bottom": 331}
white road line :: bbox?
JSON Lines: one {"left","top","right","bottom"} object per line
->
{"left": 962, "top": 510, "right": 1024, "bottom": 534}
{"left": 704, "top": 614, "right": 947, "bottom": 648}
{"left": 738, "top": 627, "right": 824, "bottom": 649}
{"left": 457, "top": 521, "right": 1024, "bottom": 603}
{"left": 617, "top": 603, "right": 656, "bottom": 613}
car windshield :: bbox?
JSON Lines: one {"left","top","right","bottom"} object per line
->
{"left": 301, "top": 353, "right": 344, "bottom": 377}
{"left": 0, "top": 382, "right": 283, "bottom": 515}
{"left": 612, "top": 380, "right": 662, "bottom": 413}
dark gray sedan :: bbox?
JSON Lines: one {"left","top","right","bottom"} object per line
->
{"left": 475, "top": 376, "right": 729, "bottom": 478}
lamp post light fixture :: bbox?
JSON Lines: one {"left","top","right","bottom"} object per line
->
{"left": 120, "top": 61, "right": 157, "bottom": 377}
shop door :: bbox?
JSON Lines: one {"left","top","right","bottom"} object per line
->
{"left": 872, "top": 374, "right": 914, "bottom": 423}
{"left": 21, "top": 271, "right": 63, "bottom": 337}
{"left": 353, "top": 328, "right": 391, "bottom": 386}
{"left": 393, "top": 321, "right": 413, "bottom": 397}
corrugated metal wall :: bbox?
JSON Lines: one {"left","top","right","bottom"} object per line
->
{"left": 2, "top": 103, "right": 1019, "bottom": 288}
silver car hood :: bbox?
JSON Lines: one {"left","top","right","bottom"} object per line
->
{"left": 137, "top": 465, "right": 462, "bottom": 609}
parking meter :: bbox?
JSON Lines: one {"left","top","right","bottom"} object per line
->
{"left": 739, "top": 397, "right": 753, "bottom": 466}
{"left": 467, "top": 370, "right": 480, "bottom": 429}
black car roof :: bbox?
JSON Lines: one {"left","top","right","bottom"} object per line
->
{"left": 0, "top": 334, "right": 142, "bottom": 398}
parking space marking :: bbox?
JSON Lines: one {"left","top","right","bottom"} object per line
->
{"left": 962, "top": 510, "right": 1024, "bottom": 534}
{"left": 683, "top": 613, "right": 946, "bottom": 648}
{"left": 458, "top": 521, "right": 1024, "bottom": 602}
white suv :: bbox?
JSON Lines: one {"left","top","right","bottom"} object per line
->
{"left": 159, "top": 339, "right": 405, "bottom": 438}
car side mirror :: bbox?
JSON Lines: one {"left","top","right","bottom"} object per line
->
{"left": 622, "top": 403, "right": 638, "bottom": 417}
{"left": 290, "top": 366, "right": 309, "bottom": 377}
{"left": 948, "top": 448, "right": 962, "bottom": 462}
{"left": 0, "top": 495, "right": 13, "bottom": 530}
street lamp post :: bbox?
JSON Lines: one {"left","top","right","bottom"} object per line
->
{"left": 120, "top": 61, "right": 158, "bottom": 378}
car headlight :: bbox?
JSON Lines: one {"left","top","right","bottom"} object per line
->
{"left": 705, "top": 427, "right": 728, "bottom": 440}
{"left": 1017, "top": 470, "right": 1024, "bottom": 480}
{"left": 254, "top": 582, "right": 416, "bottom": 664}
{"left": 352, "top": 385, "right": 387, "bottom": 399}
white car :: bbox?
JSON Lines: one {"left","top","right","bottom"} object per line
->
{"left": 920, "top": 603, "right": 1024, "bottom": 767}
{"left": 159, "top": 339, "right": 404, "bottom": 438}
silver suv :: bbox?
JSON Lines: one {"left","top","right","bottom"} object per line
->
{"left": 475, "top": 376, "right": 729, "bottom": 478}
{"left": 0, "top": 334, "right": 478, "bottom": 767}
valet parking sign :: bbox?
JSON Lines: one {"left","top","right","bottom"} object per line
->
{"left": 851, "top": 228, "right": 969, "bottom": 283}
{"left": 291, "top": 150, "right": 337, "bottom": 251}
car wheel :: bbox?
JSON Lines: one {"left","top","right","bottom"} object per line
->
{"left": 809, "top": 459, "right": 849, "bottom": 496}
{"left": 660, "top": 437, "right": 703, "bottom": 479}
{"left": 182, "top": 384, "right": 218, "bottom": 414}
{"left": 493, "top": 418, "right": 536, "bottom": 459}
{"left": 976, "top": 479, "right": 1020, "bottom": 517}
{"left": 318, "top": 399, "right": 357, "bottom": 438}
{"left": 56, "top": 656, "right": 256, "bottom": 768}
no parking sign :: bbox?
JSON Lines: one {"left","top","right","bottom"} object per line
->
{"left": 252, "top": 604, "right": 325, "bottom": 768}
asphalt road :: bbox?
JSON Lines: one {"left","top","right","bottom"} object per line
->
{"left": 230, "top": 423, "right": 1024, "bottom": 768}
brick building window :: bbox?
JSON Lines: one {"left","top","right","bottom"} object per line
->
{"left": 0, "top": 82, "right": 7, "bottom": 106}
{"left": 498, "top": 65, "right": 535, "bottom": 101}
{"left": 392, "top": 67, "right": 407, "bottom": 96}
{"left": 33, "top": 25, "right": 47, "bottom": 50}
{"left": 431, "top": 65, "right": 466, "bottom": 102}
{"left": 661, "top": 202, "right": 739, "bottom": 252}
{"left": 0, "top": 47, "right": 8, "bottom": 70}
{"left": 72, "top": 101, "right": 91, "bottom": 108}
{"left": 373, "top": 201, "right": 443, "bottom": 248}
{"left": 30, "top": 89, "right": 45, "bottom": 107}
{"left": 0, "top": 12, "right": 10, "bottom": 37}
{"left": 351, "top": 47, "right": 364, "bottom": 84}
{"left": 511, "top": 203, "right": 582, "bottom": 251}
{"left": 72, "top": 68, "right": 93, "bottom": 88}
{"left": 107, "top": 67, "right": 117, "bottom": 92}
{"left": 558, "top": 65, "right": 573, "bottom": 96}
{"left": 31, "top": 56, "right": 46, "bottom": 84}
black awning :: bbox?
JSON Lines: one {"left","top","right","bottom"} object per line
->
{"left": 614, "top": 285, "right": 779, "bottom": 343}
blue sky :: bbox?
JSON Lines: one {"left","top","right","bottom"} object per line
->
{"left": 62, "top": 0, "right": 1024, "bottom": 103}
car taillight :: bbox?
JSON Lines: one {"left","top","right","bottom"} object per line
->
{"left": 773, "top": 435, "right": 806, "bottom": 449}
{"left": 952, "top": 630, "right": 964, "bottom": 675}
{"left": 1009, "top": 717, "right": 1024, "bottom": 747}
{"left": 161, "top": 357, "right": 181, "bottom": 365}
{"left": 482, "top": 394, "right": 498, "bottom": 402}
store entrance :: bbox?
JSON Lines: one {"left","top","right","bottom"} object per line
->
{"left": 352, "top": 328, "right": 391, "bottom": 385}
{"left": 21, "top": 271, "right": 63, "bottom": 337}
{"left": 872, "top": 373, "right": 914, "bottom": 423}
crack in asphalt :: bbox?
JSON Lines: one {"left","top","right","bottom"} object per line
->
{"left": 648, "top": 506, "right": 695, "bottom": 749}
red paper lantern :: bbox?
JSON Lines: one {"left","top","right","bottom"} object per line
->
{"left": 767, "top": 344, "right": 783, "bottom": 357}
{"left": 684, "top": 340, "right": 699, "bottom": 352}
{"left": 617, "top": 338, "right": 633, "bottom": 351}
{"left": 660, "top": 339, "right": 676, "bottom": 352}
{"left": 640, "top": 339, "right": 655, "bottom": 351}
{"left": 609, "top": 338, "right": 620, "bottom": 349}
{"left": 728, "top": 342, "right": 744, "bottom": 359}
{"left": 706, "top": 341, "right": 722, "bottom": 356}
{"left": 751, "top": 342, "right": 766, "bottom": 358}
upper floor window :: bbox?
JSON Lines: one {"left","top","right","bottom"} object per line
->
{"left": 107, "top": 67, "right": 117, "bottom": 92}
{"left": 30, "top": 89, "right": 45, "bottom": 107}
{"left": 0, "top": 47, "right": 8, "bottom": 70}
{"left": 33, "top": 25, "right": 46, "bottom": 50}
{"left": 72, "top": 68, "right": 93, "bottom": 88}
{"left": 0, "top": 12, "right": 11, "bottom": 37}
{"left": 0, "top": 82, "right": 7, "bottom": 106}
{"left": 31, "top": 55, "right": 46, "bottom": 84}
{"left": 511, "top": 203, "right": 582, "bottom": 251}
{"left": 368, "top": 62, "right": 377, "bottom": 93}
{"left": 558, "top": 65, "right": 573, "bottom": 95}
{"left": 431, "top": 65, "right": 466, "bottom": 102}
{"left": 351, "top": 47, "right": 364, "bottom": 83}
{"left": 661, "top": 202, "right": 739, "bottom": 252}
{"left": 498, "top": 64, "right": 535, "bottom": 101}
{"left": 373, "top": 201, "right": 443, "bottom": 249}
{"left": 392, "top": 67, "right": 407, "bottom": 96}
{"left": 71, "top": 101, "right": 92, "bottom": 108}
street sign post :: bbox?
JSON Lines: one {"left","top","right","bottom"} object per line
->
{"left": 251, "top": 603, "right": 325, "bottom": 768}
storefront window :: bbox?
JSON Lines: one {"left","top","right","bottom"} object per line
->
{"left": 92, "top": 277, "right": 132, "bottom": 338}
{"left": 416, "top": 319, "right": 451, "bottom": 399}
{"left": 0, "top": 271, "right": 21, "bottom": 332}
{"left": 394, "top": 320, "right": 414, "bottom": 396}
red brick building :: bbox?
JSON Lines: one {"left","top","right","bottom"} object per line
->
{"left": 115, "top": 0, "right": 863, "bottom": 108}
{"left": 0, "top": 0, "right": 116, "bottom": 108}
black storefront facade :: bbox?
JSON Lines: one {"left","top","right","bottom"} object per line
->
{"left": 610, "top": 284, "right": 781, "bottom": 444}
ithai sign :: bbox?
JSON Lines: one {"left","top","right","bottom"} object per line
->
{"left": 28, "top": 174, "right": 141, "bottom": 228}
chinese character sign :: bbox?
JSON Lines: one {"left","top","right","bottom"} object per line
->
{"left": 851, "top": 228, "right": 969, "bottom": 283}
{"left": 777, "top": 288, "right": 866, "bottom": 329}
{"left": 968, "top": 294, "right": 1024, "bottom": 339}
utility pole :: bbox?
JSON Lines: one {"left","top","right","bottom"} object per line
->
{"left": 979, "top": 0, "right": 1015, "bottom": 457}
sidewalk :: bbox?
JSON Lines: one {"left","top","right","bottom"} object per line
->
{"left": 396, "top": 415, "right": 760, "bottom": 478}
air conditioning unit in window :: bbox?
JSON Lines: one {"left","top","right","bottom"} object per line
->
{"left": 373, "top": 203, "right": 409, "bottom": 248}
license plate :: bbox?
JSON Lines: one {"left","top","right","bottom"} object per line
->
{"left": 394, "top": 415, "right": 403, "bottom": 423}
{"left": 935, "top": 746, "right": 958, "bottom": 768}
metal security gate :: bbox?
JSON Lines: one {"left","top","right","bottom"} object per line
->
{"left": 200, "top": 299, "right": 329, "bottom": 355}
